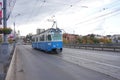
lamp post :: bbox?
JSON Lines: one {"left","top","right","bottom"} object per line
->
{"left": 0, "top": 0, "right": 8, "bottom": 79}
{"left": 13, "top": 14, "right": 20, "bottom": 42}
{"left": 3, "top": 0, "right": 7, "bottom": 43}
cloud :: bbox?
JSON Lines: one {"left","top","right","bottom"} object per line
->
{"left": 7, "top": 0, "right": 120, "bottom": 36}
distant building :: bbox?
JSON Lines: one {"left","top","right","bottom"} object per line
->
{"left": 111, "top": 34, "right": 120, "bottom": 43}
{"left": 36, "top": 29, "right": 45, "bottom": 34}
{"left": 95, "top": 35, "right": 104, "bottom": 39}
{"left": 63, "top": 33, "right": 80, "bottom": 44}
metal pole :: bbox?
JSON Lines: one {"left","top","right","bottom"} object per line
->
{"left": 13, "top": 14, "right": 20, "bottom": 43}
{"left": 3, "top": 0, "right": 7, "bottom": 43}
{"left": 13, "top": 22, "right": 16, "bottom": 48}
{"left": 13, "top": 22, "right": 15, "bottom": 40}
{"left": 0, "top": 0, "right": 9, "bottom": 79}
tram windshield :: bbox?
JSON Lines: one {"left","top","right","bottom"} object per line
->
{"left": 52, "top": 33, "right": 62, "bottom": 41}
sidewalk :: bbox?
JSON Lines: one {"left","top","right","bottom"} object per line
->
{"left": 6, "top": 46, "right": 25, "bottom": 80}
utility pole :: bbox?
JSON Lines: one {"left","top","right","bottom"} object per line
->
{"left": 3, "top": 0, "right": 7, "bottom": 42}
{"left": 14, "top": 13, "right": 20, "bottom": 42}
{"left": 0, "top": 0, "right": 9, "bottom": 79}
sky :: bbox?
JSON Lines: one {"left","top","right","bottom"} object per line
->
{"left": 4, "top": 0, "right": 120, "bottom": 36}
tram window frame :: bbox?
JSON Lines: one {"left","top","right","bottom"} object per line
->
{"left": 44, "top": 35, "right": 46, "bottom": 41}
{"left": 36, "top": 37, "right": 38, "bottom": 42}
{"left": 35, "top": 37, "right": 36, "bottom": 42}
{"left": 38, "top": 36, "right": 41, "bottom": 42}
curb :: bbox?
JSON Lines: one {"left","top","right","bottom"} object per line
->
{"left": 5, "top": 47, "right": 16, "bottom": 80}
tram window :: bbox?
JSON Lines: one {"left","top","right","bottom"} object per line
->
{"left": 36, "top": 37, "right": 38, "bottom": 42}
{"left": 40, "top": 36, "right": 42, "bottom": 41}
{"left": 48, "top": 35, "right": 51, "bottom": 41}
{"left": 52, "top": 33, "right": 62, "bottom": 41}
{"left": 41, "top": 35, "right": 44, "bottom": 41}
{"left": 35, "top": 38, "right": 36, "bottom": 42}
{"left": 43, "top": 35, "right": 45, "bottom": 41}
{"left": 32, "top": 38, "right": 35, "bottom": 42}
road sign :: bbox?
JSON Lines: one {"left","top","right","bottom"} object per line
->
{"left": 0, "top": 43, "right": 10, "bottom": 63}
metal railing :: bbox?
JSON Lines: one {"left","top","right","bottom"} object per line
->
{"left": 64, "top": 44, "right": 120, "bottom": 52}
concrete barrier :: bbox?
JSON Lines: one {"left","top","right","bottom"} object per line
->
{"left": 5, "top": 47, "right": 16, "bottom": 80}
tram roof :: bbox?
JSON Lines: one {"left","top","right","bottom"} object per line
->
{"left": 33, "top": 28, "right": 61, "bottom": 36}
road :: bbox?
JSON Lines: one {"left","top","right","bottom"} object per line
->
{"left": 62, "top": 47, "right": 120, "bottom": 67}
{"left": 15, "top": 45, "right": 119, "bottom": 80}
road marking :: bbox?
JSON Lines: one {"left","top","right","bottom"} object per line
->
{"left": 63, "top": 54, "right": 120, "bottom": 69}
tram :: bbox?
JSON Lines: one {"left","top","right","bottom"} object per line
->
{"left": 32, "top": 27, "right": 63, "bottom": 53}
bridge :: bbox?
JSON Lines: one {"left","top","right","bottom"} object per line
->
{"left": 3, "top": 44, "right": 120, "bottom": 80}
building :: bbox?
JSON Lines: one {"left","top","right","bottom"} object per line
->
{"left": 111, "top": 34, "right": 120, "bottom": 43}
{"left": 63, "top": 33, "right": 80, "bottom": 44}
{"left": 36, "top": 29, "right": 45, "bottom": 34}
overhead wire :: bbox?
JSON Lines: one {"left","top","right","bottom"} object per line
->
{"left": 57, "top": 1, "right": 120, "bottom": 34}
{"left": 68, "top": 11, "right": 120, "bottom": 35}
{"left": 68, "top": 10, "right": 120, "bottom": 31}
{"left": 76, "top": 10, "right": 120, "bottom": 27}
{"left": 25, "top": 0, "right": 46, "bottom": 24}
{"left": 39, "top": 0, "right": 117, "bottom": 27}
{"left": 29, "top": 0, "right": 46, "bottom": 22}
{"left": 66, "top": 0, "right": 120, "bottom": 29}
{"left": 23, "top": 0, "right": 86, "bottom": 26}
{"left": 76, "top": 8, "right": 120, "bottom": 25}
{"left": 37, "top": 0, "right": 84, "bottom": 28}
{"left": 13, "top": 0, "right": 120, "bottom": 32}
{"left": 42, "top": 0, "right": 83, "bottom": 18}
{"left": 37, "top": 0, "right": 120, "bottom": 32}
{"left": 31, "top": 0, "right": 82, "bottom": 28}
{"left": 77, "top": 0, "right": 120, "bottom": 22}
{"left": 7, "top": 0, "right": 17, "bottom": 20}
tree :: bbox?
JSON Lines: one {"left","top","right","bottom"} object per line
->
{"left": 76, "top": 38, "right": 82, "bottom": 44}
{"left": 82, "top": 36, "right": 88, "bottom": 44}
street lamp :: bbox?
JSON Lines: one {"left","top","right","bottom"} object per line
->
{"left": 13, "top": 14, "right": 20, "bottom": 41}
{"left": 0, "top": 0, "right": 8, "bottom": 79}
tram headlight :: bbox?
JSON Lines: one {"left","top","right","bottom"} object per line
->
{"left": 53, "top": 45, "right": 56, "bottom": 47}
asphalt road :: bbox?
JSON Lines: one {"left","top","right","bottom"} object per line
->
{"left": 16, "top": 45, "right": 119, "bottom": 80}
{"left": 62, "top": 48, "right": 120, "bottom": 67}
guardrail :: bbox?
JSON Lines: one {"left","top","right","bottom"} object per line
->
{"left": 64, "top": 44, "right": 120, "bottom": 52}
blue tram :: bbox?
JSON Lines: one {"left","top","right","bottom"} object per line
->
{"left": 32, "top": 28, "right": 63, "bottom": 53}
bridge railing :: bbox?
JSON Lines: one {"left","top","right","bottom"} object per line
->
{"left": 64, "top": 43, "right": 120, "bottom": 52}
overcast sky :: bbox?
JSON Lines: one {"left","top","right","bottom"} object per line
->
{"left": 6, "top": 0, "right": 120, "bottom": 36}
